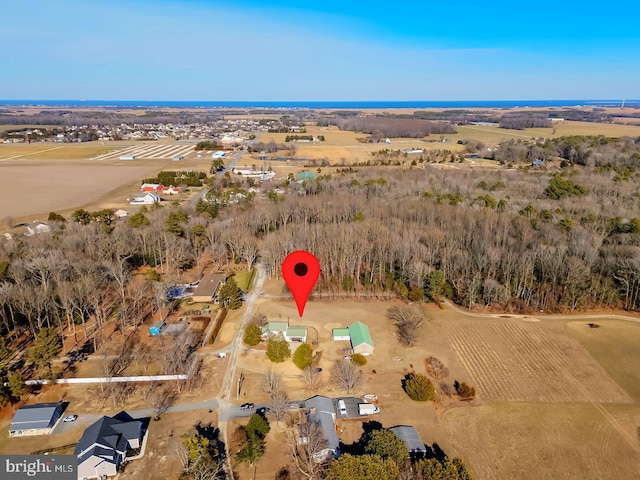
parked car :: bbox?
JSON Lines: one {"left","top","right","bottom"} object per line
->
{"left": 63, "top": 415, "right": 78, "bottom": 422}
{"left": 240, "top": 403, "right": 255, "bottom": 411}
{"left": 338, "top": 399, "right": 347, "bottom": 416}
{"left": 257, "top": 407, "right": 269, "bottom": 415}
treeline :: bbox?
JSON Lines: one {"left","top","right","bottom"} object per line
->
{"left": 498, "top": 114, "right": 552, "bottom": 130}
{"left": 285, "top": 135, "right": 324, "bottom": 142}
{"left": 195, "top": 140, "right": 221, "bottom": 150}
{"left": 142, "top": 170, "right": 207, "bottom": 187}
{"left": 247, "top": 141, "right": 288, "bottom": 153}
{"left": 317, "top": 116, "right": 456, "bottom": 138}
{"left": 413, "top": 110, "right": 501, "bottom": 124}
{"left": 491, "top": 135, "right": 640, "bottom": 166}
{"left": 0, "top": 110, "right": 223, "bottom": 127}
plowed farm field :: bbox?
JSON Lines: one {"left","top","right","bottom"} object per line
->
{"left": 445, "top": 319, "right": 631, "bottom": 403}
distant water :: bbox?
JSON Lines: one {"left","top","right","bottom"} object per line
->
{"left": 0, "top": 99, "right": 638, "bottom": 109}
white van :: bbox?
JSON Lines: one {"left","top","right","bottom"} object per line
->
{"left": 338, "top": 399, "right": 347, "bottom": 416}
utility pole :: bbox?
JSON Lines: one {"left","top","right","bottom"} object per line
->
{"left": 237, "top": 370, "right": 245, "bottom": 399}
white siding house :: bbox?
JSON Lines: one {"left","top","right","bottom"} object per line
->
{"left": 130, "top": 192, "right": 161, "bottom": 205}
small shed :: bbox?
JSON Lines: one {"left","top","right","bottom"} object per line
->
{"left": 332, "top": 328, "right": 350, "bottom": 341}
{"left": 150, "top": 321, "right": 165, "bottom": 336}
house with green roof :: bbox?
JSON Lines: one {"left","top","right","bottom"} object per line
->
{"left": 262, "top": 321, "right": 307, "bottom": 342}
{"left": 296, "top": 171, "right": 317, "bottom": 182}
{"left": 332, "top": 328, "right": 350, "bottom": 341}
{"left": 332, "top": 321, "right": 374, "bottom": 356}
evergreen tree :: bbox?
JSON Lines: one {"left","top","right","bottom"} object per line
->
{"left": 266, "top": 335, "right": 291, "bottom": 363}
{"left": 246, "top": 412, "right": 270, "bottom": 438}
{"left": 328, "top": 454, "right": 399, "bottom": 480}
{"left": 455, "top": 381, "right": 476, "bottom": 399}
{"left": 0, "top": 387, "right": 9, "bottom": 408}
{"left": 237, "top": 413, "right": 270, "bottom": 466}
{"left": 0, "top": 337, "right": 11, "bottom": 372}
{"left": 424, "top": 270, "right": 446, "bottom": 302}
{"left": 8, "top": 372, "right": 26, "bottom": 398}
{"left": 218, "top": 277, "right": 243, "bottom": 309}
{"left": 292, "top": 343, "right": 313, "bottom": 369}
{"left": 402, "top": 373, "right": 435, "bottom": 401}
{"left": 28, "top": 328, "right": 62, "bottom": 373}
{"left": 364, "top": 429, "right": 409, "bottom": 463}
{"left": 71, "top": 209, "right": 91, "bottom": 225}
{"left": 47, "top": 211, "right": 66, "bottom": 222}
{"left": 128, "top": 212, "right": 150, "bottom": 228}
{"left": 195, "top": 199, "right": 218, "bottom": 219}
{"left": 244, "top": 324, "right": 262, "bottom": 346}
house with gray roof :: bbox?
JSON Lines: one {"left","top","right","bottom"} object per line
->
{"left": 9, "top": 402, "right": 64, "bottom": 437}
{"left": 389, "top": 425, "right": 427, "bottom": 457}
{"left": 304, "top": 395, "right": 339, "bottom": 460}
{"left": 74, "top": 411, "right": 144, "bottom": 479}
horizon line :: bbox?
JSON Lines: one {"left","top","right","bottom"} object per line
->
{"left": 1, "top": 98, "right": 637, "bottom": 102}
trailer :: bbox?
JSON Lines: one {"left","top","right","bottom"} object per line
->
{"left": 358, "top": 403, "right": 380, "bottom": 415}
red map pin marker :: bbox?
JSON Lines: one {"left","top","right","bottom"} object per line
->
{"left": 282, "top": 250, "right": 320, "bottom": 317}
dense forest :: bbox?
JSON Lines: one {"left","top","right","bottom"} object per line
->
{"left": 1, "top": 137, "right": 640, "bottom": 350}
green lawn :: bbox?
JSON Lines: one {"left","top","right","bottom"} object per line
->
{"left": 232, "top": 268, "right": 255, "bottom": 291}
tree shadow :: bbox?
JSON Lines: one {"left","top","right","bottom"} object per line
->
{"left": 195, "top": 422, "right": 227, "bottom": 461}
{"left": 423, "top": 442, "right": 446, "bottom": 462}
{"left": 339, "top": 420, "right": 384, "bottom": 456}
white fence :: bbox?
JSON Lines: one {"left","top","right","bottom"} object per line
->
{"left": 21, "top": 355, "right": 199, "bottom": 386}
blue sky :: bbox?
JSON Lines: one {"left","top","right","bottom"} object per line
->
{"left": 1, "top": 0, "right": 639, "bottom": 100}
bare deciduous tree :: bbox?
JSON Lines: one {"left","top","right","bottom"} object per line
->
{"left": 262, "top": 368, "right": 281, "bottom": 395}
{"left": 330, "top": 359, "right": 363, "bottom": 394}
{"left": 301, "top": 366, "right": 322, "bottom": 392}
{"left": 148, "top": 382, "right": 176, "bottom": 420}
{"left": 288, "top": 419, "right": 329, "bottom": 479}
{"left": 250, "top": 310, "right": 268, "bottom": 326}
{"left": 269, "top": 388, "right": 289, "bottom": 423}
{"left": 387, "top": 305, "right": 425, "bottom": 347}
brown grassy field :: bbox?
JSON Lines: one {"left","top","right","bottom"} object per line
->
{"left": 0, "top": 144, "right": 213, "bottom": 222}
{"left": 0, "top": 160, "right": 166, "bottom": 220}
{"left": 0, "top": 144, "right": 114, "bottom": 160}
{"left": 443, "top": 402, "right": 640, "bottom": 480}
{"left": 228, "top": 285, "right": 640, "bottom": 479}
{"left": 566, "top": 319, "right": 640, "bottom": 401}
